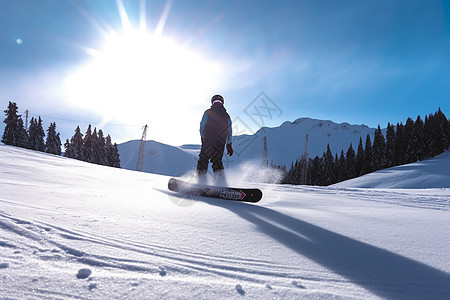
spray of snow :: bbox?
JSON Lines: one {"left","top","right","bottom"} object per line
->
{"left": 226, "top": 160, "right": 284, "bottom": 186}
{"left": 179, "top": 160, "right": 284, "bottom": 187}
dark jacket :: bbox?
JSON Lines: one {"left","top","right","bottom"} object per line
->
{"left": 200, "top": 102, "right": 232, "bottom": 144}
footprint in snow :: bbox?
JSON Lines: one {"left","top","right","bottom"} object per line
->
{"left": 158, "top": 266, "right": 167, "bottom": 276}
{"left": 235, "top": 284, "right": 245, "bottom": 295}
{"left": 0, "top": 263, "right": 9, "bottom": 269}
{"left": 291, "top": 280, "right": 306, "bottom": 289}
{"left": 76, "top": 268, "right": 92, "bottom": 279}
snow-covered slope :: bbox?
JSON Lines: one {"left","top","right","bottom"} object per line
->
{"left": 333, "top": 150, "right": 450, "bottom": 189}
{"left": 118, "top": 140, "right": 198, "bottom": 176}
{"left": 118, "top": 117, "right": 377, "bottom": 175}
{"left": 1, "top": 143, "right": 450, "bottom": 299}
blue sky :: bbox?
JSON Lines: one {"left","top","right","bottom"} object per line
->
{"left": 1, "top": 0, "right": 449, "bottom": 146}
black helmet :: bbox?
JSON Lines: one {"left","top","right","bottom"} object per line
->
{"left": 211, "top": 94, "right": 224, "bottom": 104}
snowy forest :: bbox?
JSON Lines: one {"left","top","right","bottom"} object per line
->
{"left": 2, "top": 101, "right": 120, "bottom": 168}
{"left": 63, "top": 125, "right": 120, "bottom": 168}
{"left": 284, "top": 109, "right": 450, "bottom": 186}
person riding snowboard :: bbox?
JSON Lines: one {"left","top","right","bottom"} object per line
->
{"left": 197, "top": 94, "right": 233, "bottom": 180}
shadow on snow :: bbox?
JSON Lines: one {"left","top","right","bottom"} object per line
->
{"left": 197, "top": 196, "right": 450, "bottom": 299}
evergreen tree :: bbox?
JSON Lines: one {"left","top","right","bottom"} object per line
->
{"left": 336, "top": 150, "right": 347, "bottom": 182}
{"left": 433, "top": 108, "right": 450, "bottom": 153}
{"left": 323, "top": 144, "right": 336, "bottom": 185}
{"left": 363, "top": 134, "right": 373, "bottom": 174}
{"left": 414, "top": 115, "right": 426, "bottom": 160}
{"left": 385, "top": 123, "right": 396, "bottom": 167}
{"left": 372, "top": 125, "right": 387, "bottom": 171}
{"left": 83, "top": 124, "right": 95, "bottom": 163}
{"left": 64, "top": 126, "right": 84, "bottom": 160}
{"left": 404, "top": 117, "right": 418, "bottom": 163}
{"left": 355, "top": 137, "right": 365, "bottom": 176}
{"left": 36, "top": 117, "right": 46, "bottom": 152}
{"left": 27, "top": 117, "right": 37, "bottom": 149}
{"left": 106, "top": 134, "right": 121, "bottom": 168}
{"left": 16, "top": 118, "right": 29, "bottom": 148}
{"left": 2, "top": 101, "right": 28, "bottom": 147}
{"left": 309, "top": 156, "right": 324, "bottom": 186}
{"left": 64, "top": 139, "right": 75, "bottom": 158}
{"left": 45, "top": 122, "right": 62, "bottom": 155}
{"left": 395, "top": 122, "right": 406, "bottom": 165}
{"left": 110, "top": 143, "right": 121, "bottom": 168}
{"left": 28, "top": 117, "right": 45, "bottom": 151}
{"left": 91, "top": 127, "right": 100, "bottom": 164}
{"left": 346, "top": 143, "right": 356, "bottom": 179}
{"left": 97, "top": 129, "right": 107, "bottom": 165}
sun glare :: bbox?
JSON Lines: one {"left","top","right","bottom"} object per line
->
{"left": 64, "top": 0, "right": 224, "bottom": 144}
{"left": 65, "top": 28, "right": 222, "bottom": 140}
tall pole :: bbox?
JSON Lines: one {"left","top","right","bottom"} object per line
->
{"left": 25, "top": 110, "right": 29, "bottom": 130}
{"left": 263, "top": 136, "right": 269, "bottom": 167}
{"left": 136, "top": 124, "right": 148, "bottom": 172}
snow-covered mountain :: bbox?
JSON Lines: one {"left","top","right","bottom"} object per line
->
{"left": 119, "top": 117, "right": 378, "bottom": 176}
{"left": 1, "top": 143, "right": 450, "bottom": 299}
{"left": 232, "top": 117, "right": 378, "bottom": 167}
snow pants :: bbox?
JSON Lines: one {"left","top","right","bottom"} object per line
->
{"left": 196, "top": 139, "right": 225, "bottom": 175}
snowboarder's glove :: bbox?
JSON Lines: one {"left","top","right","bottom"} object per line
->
{"left": 226, "top": 143, "right": 233, "bottom": 156}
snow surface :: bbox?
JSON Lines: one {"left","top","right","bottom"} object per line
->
{"left": 1, "top": 143, "right": 450, "bottom": 299}
{"left": 333, "top": 151, "right": 450, "bottom": 189}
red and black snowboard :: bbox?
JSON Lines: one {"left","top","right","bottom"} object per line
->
{"left": 168, "top": 178, "right": 262, "bottom": 203}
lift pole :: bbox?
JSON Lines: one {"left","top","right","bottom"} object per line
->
{"left": 136, "top": 124, "right": 148, "bottom": 172}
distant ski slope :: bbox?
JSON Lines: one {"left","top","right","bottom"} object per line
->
{"left": 333, "top": 150, "right": 450, "bottom": 189}
{"left": 1, "top": 143, "right": 450, "bottom": 299}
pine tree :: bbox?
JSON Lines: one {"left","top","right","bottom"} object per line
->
{"left": 64, "top": 139, "right": 75, "bottom": 158}
{"left": 363, "top": 134, "right": 373, "bottom": 174}
{"left": 110, "top": 143, "right": 121, "bottom": 168}
{"left": 309, "top": 156, "right": 324, "bottom": 186}
{"left": 36, "top": 117, "right": 45, "bottom": 152}
{"left": 16, "top": 118, "right": 29, "bottom": 148}
{"left": 355, "top": 137, "right": 365, "bottom": 176}
{"left": 91, "top": 127, "right": 100, "bottom": 164}
{"left": 372, "top": 125, "right": 387, "bottom": 171}
{"left": 105, "top": 134, "right": 121, "bottom": 168}
{"left": 404, "top": 117, "right": 418, "bottom": 164}
{"left": 336, "top": 150, "right": 347, "bottom": 182}
{"left": 64, "top": 126, "right": 84, "bottom": 160}
{"left": 414, "top": 115, "right": 426, "bottom": 160}
{"left": 97, "top": 129, "right": 107, "bottom": 165}
{"left": 83, "top": 124, "right": 95, "bottom": 163}
{"left": 323, "top": 144, "right": 336, "bottom": 185}
{"left": 2, "top": 101, "right": 28, "bottom": 147}
{"left": 45, "top": 122, "right": 62, "bottom": 155}
{"left": 28, "top": 117, "right": 45, "bottom": 151}
{"left": 385, "top": 123, "right": 396, "bottom": 167}
{"left": 346, "top": 143, "right": 356, "bottom": 179}
{"left": 395, "top": 122, "right": 406, "bottom": 165}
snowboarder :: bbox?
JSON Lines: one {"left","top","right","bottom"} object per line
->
{"left": 196, "top": 94, "right": 233, "bottom": 180}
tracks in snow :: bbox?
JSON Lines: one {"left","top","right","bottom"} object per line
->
{"left": 0, "top": 211, "right": 318, "bottom": 285}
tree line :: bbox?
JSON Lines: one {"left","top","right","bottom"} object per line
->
{"left": 2, "top": 101, "right": 62, "bottom": 155}
{"left": 284, "top": 108, "right": 450, "bottom": 186}
{"left": 2, "top": 101, "right": 120, "bottom": 168}
{"left": 64, "top": 124, "right": 120, "bottom": 168}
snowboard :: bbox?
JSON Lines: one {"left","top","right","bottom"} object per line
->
{"left": 168, "top": 178, "right": 262, "bottom": 203}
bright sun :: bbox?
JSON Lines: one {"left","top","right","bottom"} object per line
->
{"left": 65, "top": 26, "right": 222, "bottom": 143}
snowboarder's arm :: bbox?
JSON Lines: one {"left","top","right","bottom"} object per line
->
{"left": 199, "top": 111, "right": 208, "bottom": 139}
{"left": 227, "top": 117, "right": 232, "bottom": 145}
